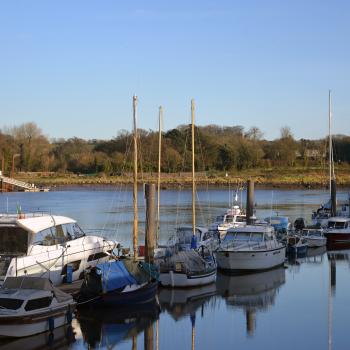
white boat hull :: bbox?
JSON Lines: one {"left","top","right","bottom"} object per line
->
{"left": 215, "top": 247, "right": 286, "bottom": 271}
{"left": 159, "top": 269, "right": 216, "bottom": 288}
{"left": 0, "top": 310, "right": 71, "bottom": 338}
{"left": 305, "top": 237, "right": 327, "bottom": 247}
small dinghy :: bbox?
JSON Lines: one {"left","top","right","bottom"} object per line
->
{"left": 286, "top": 235, "right": 308, "bottom": 256}
{"left": 0, "top": 277, "right": 75, "bottom": 338}
{"left": 79, "top": 258, "right": 158, "bottom": 306}
{"left": 302, "top": 228, "right": 327, "bottom": 247}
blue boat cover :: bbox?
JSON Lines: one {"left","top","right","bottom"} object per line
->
{"left": 96, "top": 261, "right": 138, "bottom": 293}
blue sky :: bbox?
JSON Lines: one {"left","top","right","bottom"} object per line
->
{"left": 0, "top": 1, "right": 349, "bottom": 140}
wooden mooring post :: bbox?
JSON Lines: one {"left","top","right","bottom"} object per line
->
{"left": 145, "top": 183, "right": 155, "bottom": 264}
{"left": 331, "top": 179, "right": 337, "bottom": 217}
{"left": 246, "top": 179, "right": 254, "bottom": 224}
{"left": 144, "top": 323, "right": 154, "bottom": 350}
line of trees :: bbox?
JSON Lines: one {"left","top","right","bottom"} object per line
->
{"left": 0, "top": 122, "right": 349, "bottom": 176}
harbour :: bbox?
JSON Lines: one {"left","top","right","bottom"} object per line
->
{"left": 0, "top": 187, "right": 349, "bottom": 349}
{"left": 1, "top": 2, "right": 350, "bottom": 348}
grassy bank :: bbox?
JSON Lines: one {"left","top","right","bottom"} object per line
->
{"left": 15, "top": 167, "right": 350, "bottom": 189}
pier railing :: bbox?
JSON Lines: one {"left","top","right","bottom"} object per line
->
{"left": 0, "top": 175, "right": 47, "bottom": 192}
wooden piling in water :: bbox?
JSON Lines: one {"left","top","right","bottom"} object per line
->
{"left": 144, "top": 323, "right": 154, "bottom": 350}
{"left": 145, "top": 183, "right": 155, "bottom": 264}
{"left": 246, "top": 179, "right": 254, "bottom": 224}
{"left": 331, "top": 179, "right": 336, "bottom": 217}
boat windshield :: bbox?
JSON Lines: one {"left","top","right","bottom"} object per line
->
{"left": 0, "top": 226, "right": 28, "bottom": 255}
{"left": 308, "top": 230, "right": 322, "bottom": 237}
{"left": 222, "top": 231, "right": 264, "bottom": 244}
{"left": 328, "top": 221, "right": 347, "bottom": 229}
{"left": 225, "top": 215, "right": 234, "bottom": 223}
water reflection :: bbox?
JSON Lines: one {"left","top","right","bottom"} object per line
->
{"left": 216, "top": 268, "right": 286, "bottom": 336}
{"left": 288, "top": 246, "right": 327, "bottom": 267}
{"left": 158, "top": 284, "right": 216, "bottom": 321}
{"left": 76, "top": 301, "right": 159, "bottom": 349}
{"left": 0, "top": 324, "right": 75, "bottom": 350}
{"left": 327, "top": 246, "right": 350, "bottom": 296}
{"left": 159, "top": 285, "right": 217, "bottom": 350}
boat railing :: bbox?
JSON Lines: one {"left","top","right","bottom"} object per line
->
{"left": 0, "top": 211, "right": 51, "bottom": 219}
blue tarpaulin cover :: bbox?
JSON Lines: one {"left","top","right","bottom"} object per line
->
{"left": 96, "top": 261, "right": 138, "bottom": 293}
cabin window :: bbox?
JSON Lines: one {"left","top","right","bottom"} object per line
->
{"left": 328, "top": 221, "right": 346, "bottom": 229}
{"left": 235, "top": 232, "right": 250, "bottom": 241}
{"left": 32, "top": 228, "right": 55, "bottom": 246}
{"left": 87, "top": 252, "right": 109, "bottom": 262}
{"left": 0, "top": 226, "right": 28, "bottom": 255}
{"left": 0, "top": 298, "right": 24, "bottom": 310}
{"left": 72, "top": 223, "right": 85, "bottom": 239}
{"left": 250, "top": 233, "right": 264, "bottom": 242}
{"left": 24, "top": 296, "right": 52, "bottom": 311}
{"left": 236, "top": 216, "right": 245, "bottom": 223}
{"left": 222, "top": 233, "right": 235, "bottom": 244}
{"left": 225, "top": 215, "right": 234, "bottom": 223}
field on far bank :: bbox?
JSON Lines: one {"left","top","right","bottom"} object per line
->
{"left": 15, "top": 166, "right": 350, "bottom": 189}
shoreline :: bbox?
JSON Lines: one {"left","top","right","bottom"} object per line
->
{"left": 15, "top": 169, "right": 350, "bottom": 190}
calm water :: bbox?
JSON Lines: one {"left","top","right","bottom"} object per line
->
{"left": 0, "top": 187, "right": 349, "bottom": 350}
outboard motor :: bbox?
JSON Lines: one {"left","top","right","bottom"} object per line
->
{"left": 294, "top": 217, "right": 306, "bottom": 232}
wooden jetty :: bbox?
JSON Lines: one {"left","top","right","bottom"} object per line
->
{"left": 0, "top": 175, "right": 49, "bottom": 192}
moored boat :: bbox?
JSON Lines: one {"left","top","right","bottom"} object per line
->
{"left": 302, "top": 228, "right": 327, "bottom": 247}
{"left": 79, "top": 258, "right": 158, "bottom": 306}
{"left": 159, "top": 250, "right": 216, "bottom": 288}
{"left": 209, "top": 206, "right": 246, "bottom": 239}
{"left": 0, "top": 277, "right": 75, "bottom": 338}
{"left": 286, "top": 235, "right": 308, "bottom": 255}
{"left": 324, "top": 217, "right": 350, "bottom": 246}
{"left": 0, "top": 213, "right": 118, "bottom": 285}
{"left": 215, "top": 225, "right": 286, "bottom": 272}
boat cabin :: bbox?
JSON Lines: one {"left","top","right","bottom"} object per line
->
{"left": 176, "top": 226, "right": 213, "bottom": 246}
{"left": 302, "top": 228, "right": 324, "bottom": 237}
{"left": 215, "top": 206, "right": 246, "bottom": 224}
{"left": 222, "top": 226, "right": 275, "bottom": 246}
{"left": 0, "top": 214, "right": 115, "bottom": 285}
{"left": 0, "top": 214, "right": 85, "bottom": 258}
{"left": 327, "top": 217, "right": 350, "bottom": 230}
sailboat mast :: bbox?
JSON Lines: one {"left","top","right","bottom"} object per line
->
{"left": 157, "top": 106, "right": 163, "bottom": 245}
{"left": 191, "top": 99, "right": 196, "bottom": 236}
{"left": 133, "top": 95, "right": 138, "bottom": 258}
{"left": 329, "top": 90, "right": 332, "bottom": 195}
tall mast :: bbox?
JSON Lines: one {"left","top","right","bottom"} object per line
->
{"left": 191, "top": 99, "right": 196, "bottom": 236}
{"left": 133, "top": 95, "right": 138, "bottom": 258}
{"left": 329, "top": 90, "right": 332, "bottom": 195}
{"left": 156, "top": 106, "right": 163, "bottom": 246}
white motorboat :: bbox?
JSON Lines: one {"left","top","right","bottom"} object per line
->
{"left": 0, "top": 213, "right": 118, "bottom": 285}
{"left": 302, "top": 228, "right": 327, "bottom": 247}
{"left": 215, "top": 225, "right": 286, "bottom": 272}
{"left": 209, "top": 206, "right": 246, "bottom": 239}
{"left": 0, "top": 276, "right": 76, "bottom": 338}
{"left": 159, "top": 249, "right": 217, "bottom": 288}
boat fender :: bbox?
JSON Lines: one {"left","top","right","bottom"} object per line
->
{"left": 48, "top": 316, "right": 55, "bottom": 332}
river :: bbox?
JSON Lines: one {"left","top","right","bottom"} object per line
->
{"left": 0, "top": 187, "right": 349, "bottom": 350}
